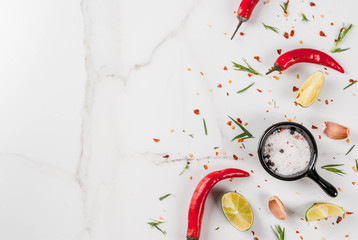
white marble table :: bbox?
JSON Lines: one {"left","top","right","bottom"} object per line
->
{"left": 0, "top": 0, "right": 357, "bottom": 239}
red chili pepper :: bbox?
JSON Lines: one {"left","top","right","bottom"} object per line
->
{"left": 231, "top": 0, "right": 260, "bottom": 40}
{"left": 266, "top": 48, "right": 344, "bottom": 75}
{"left": 186, "top": 168, "right": 250, "bottom": 240}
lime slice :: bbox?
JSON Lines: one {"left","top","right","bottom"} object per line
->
{"left": 221, "top": 192, "right": 253, "bottom": 231}
{"left": 305, "top": 203, "right": 345, "bottom": 222}
{"left": 295, "top": 71, "right": 324, "bottom": 107}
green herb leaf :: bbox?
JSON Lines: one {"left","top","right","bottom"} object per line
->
{"left": 228, "top": 116, "right": 254, "bottom": 142}
{"left": 159, "top": 193, "right": 171, "bottom": 201}
{"left": 280, "top": 0, "right": 289, "bottom": 14}
{"left": 355, "top": 159, "right": 358, "bottom": 171}
{"left": 147, "top": 219, "right": 166, "bottom": 235}
{"left": 321, "top": 164, "right": 346, "bottom": 176}
{"left": 331, "top": 24, "right": 353, "bottom": 53}
{"left": 346, "top": 145, "right": 355, "bottom": 155}
{"left": 242, "top": 143, "right": 246, "bottom": 149}
{"left": 343, "top": 80, "right": 357, "bottom": 90}
{"left": 262, "top": 22, "right": 279, "bottom": 34}
{"left": 301, "top": 13, "right": 309, "bottom": 22}
{"left": 214, "top": 147, "right": 219, "bottom": 149}
{"left": 188, "top": 134, "right": 194, "bottom": 138}
{"left": 237, "top": 82, "right": 255, "bottom": 93}
{"left": 203, "top": 118, "right": 208, "bottom": 135}
{"left": 232, "top": 59, "right": 262, "bottom": 76}
{"left": 271, "top": 224, "right": 285, "bottom": 240}
{"left": 179, "top": 160, "right": 190, "bottom": 176}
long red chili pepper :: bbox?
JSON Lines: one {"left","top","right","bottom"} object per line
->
{"left": 266, "top": 48, "right": 344, "bottom": 75}
{"left": 231, "top": 0, "right": 260, "bottom": 40}
{"left": 186, "top": 168, "right": 250, "bottom": 240}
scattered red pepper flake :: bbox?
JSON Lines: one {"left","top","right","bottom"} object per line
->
{"left": 257, "top": 185, "right": 260, "bottom": 188}
{"left": 254, "top": 56, "right": 261, "bottom": 62}
{"left": 194, "top": 109, "right": 200, "bottom": 115}
{"left": 251, "top": 231, "right": 255, "bottom": 235}
{"left": 240, "top": 32, "right": 244, "bottom": 36}
{"left": 249, "top": 153, "right": 253, "bottom": 157}
{"left": 331, "top": 22, "right": 334, "bottom": 26}
{"left": 318, "top": 135, "right": 321, "bottom": 139}
{"left": 349, "top": 79, "right": 354, "bottom": 83}
{"left": 273, "top": 76, "right": 279, "bottom": 80}
{"left": 163, "top": 155, "right": 169, "bottom": 158}
{"left": 237, "top": 118, "right": 242, "bottom": 124}
{"left": 296, "top": 74, "right": 299, "bottom": 79}
{"left": 244, "top": 122, "right": 248, "bottom": 126}
{"left": 312, "top": 125, "right": 318, "bottom": 129}
{"left": 290, "top": 30, "right": 295, "bottom": 37}
{"left": 264, "top": 179, "right": 267, "bottom": 182}
{"left": 353, "top": 182, "right": 356, "bottom": 185}
{"left": 215, "top": 152, "right": 218, "bottom": 156}
{"left": 200, "top": 72, "right": 204, "bottom": 75}
{"left": 257, "top": 89, "right": 262, "bottom": 93}
{"left": 226, "top": 92, "right": 229, "bottom": 96}
{"left": 296, "top": 231, "right": 300, "bottom": 234}
{"left": 283, "top": 32, "right": 289, "bottom": 39}
{"left": 233, "top": 154, "right": 238, "bottom": 160}
{"left": 345, "top": 235, "right": 349, "bottom": 238}
{"left": 294, "top": 101, "right": 298, "bottom": 106}
{"left": 251, "top": 170, "right": 254, "bottom": 174}
{"left": 237, "top": 138, "right": 243, "bottom": 143}
{"left": 336, "top": 216, "right": 342, "bottom": 224}
{"left": 310, "top": 2, "right": 316, "bottom": 6}
{"left": 277, "top": 49, "right": 282, "bottom": 55}
{"left": 293, "top": 86, "right": 299, "bottom": 92}
{"left": 320, "top": 31, "right": 326, "bottom": 37}
{"left": 223, "top": 66, "right": 228, "bottom": 71}
{"left": 227, "top": 121, "right": 232, "bottom": 126}
{"left": 217, "top": 83, "right": 222, "bottom": 88}
{"left": 346, "top": 212, "right": 354, "bottom": 215}
{"left": 203, "top": 164, "right": 208, "bottom": 170}
{"left": 300, "top": 236, "right": 303, "bottom": 240}
{"left": 248, "top": 73, "right": 253, "bottom": 77}
{"left": 325, "top": 99, "right": 329, "bottom": 104}
{"left": 153, "top": 138, "right": 160, "bottom": 143}
{"left": 254, "top": 237, "right": 259, "bottom": 240}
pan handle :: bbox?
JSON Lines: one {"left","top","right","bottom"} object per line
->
{"left": 307, "top": 168, "right": 338, "bottom": 197}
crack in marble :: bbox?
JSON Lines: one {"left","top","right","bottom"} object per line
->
{"left": 108, "top": 0, "right": 198, "bottom": 86}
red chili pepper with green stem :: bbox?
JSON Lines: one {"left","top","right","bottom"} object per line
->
{"left": 186, "top": 168, "right": 250, "bottom": 240}
{"left": 266, "top": 48, "right": 345, "bottom": 75}
{"left": 231, "top": 0, "right": 260, "bottom": 40}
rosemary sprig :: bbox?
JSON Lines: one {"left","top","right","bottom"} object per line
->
{"left": 331, "top": 24, "right": 353, "bottom": 53}
{"left": 179, "top": 160, "right": 190, "bottom": 175}
{"left": 355, "top": 159, "right": 358, "bottom": 171}
{"left": 301, "top": 13, "right": 309, "bottom": 22}
{"left": 321, "top": 164, "right": 346, "bottom": 176}
{"left": 346, "top": 145, "right": 355, "bottom": 155}
{"left": 232, "top": 59, "right": 262, "bottom": 76}
{"left": 159, "top": 193, "right": 171, "bottom": 201}
{"left": 237, "top": 82, "right": 255, "bottom": 93}
{"left": 203, "top": 118, "right": 208, "bottom": 135}
{"left": 343, "top": 80, "right": 357, "bottom": 90}
{"left": 271, "top": 224, "right": 285, "bottom": 240}
{"left": 228, "top": 116, "right": 254, "bottom": 141}
{"left": 280, "top": 0, "right": 289, "bottom": 14}
{"left": 147, "top": 219, "right": 166, "bottom": 235}
{"left": 262, "top": 22, "right": 279, "bottom": 34}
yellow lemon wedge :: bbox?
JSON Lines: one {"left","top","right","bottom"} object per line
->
{"left": 295, "top": 71, "right": 324, "bottom": 107}
{"left": 221, "top": 192, "right": 253, "bottom": 231}
{"left": 305, "top": 203, "right": 345, "bottom": 222}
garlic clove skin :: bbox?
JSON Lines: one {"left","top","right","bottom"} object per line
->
{"left": 268, "top": 196, "right": 287, "bottom": 220}
{"left": 323, "top": 121, "right": 350, "bottom": 140}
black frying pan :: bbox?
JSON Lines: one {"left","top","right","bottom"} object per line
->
{"left": 257, "top": 122, "right": 338, "bottom": 197}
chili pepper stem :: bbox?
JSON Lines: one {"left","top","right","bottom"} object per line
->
{"left": 266, "top": 63, "right": 281, "bottom": 75}
{"left": 231, "top": 20, "right": 244, "bottom": 40}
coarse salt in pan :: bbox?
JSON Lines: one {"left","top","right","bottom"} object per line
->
{"left": 263, "top": 129, "right": 311, "bottom": 176}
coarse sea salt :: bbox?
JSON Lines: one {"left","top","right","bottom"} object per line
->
{"left": 263, "top": 129, "right": 311, "bottom": 176}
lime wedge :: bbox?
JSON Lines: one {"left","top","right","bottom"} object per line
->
{"left": 221, "top": 192, "right": 253, "bottom": 231}
{"left": 295, "top": 71, "right": 324, "bottom": 107}
{"left": 305, "top": 203, "right": 345, "bottom": 222}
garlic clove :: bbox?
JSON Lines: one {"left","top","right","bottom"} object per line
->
{"left": 323, "top": 121, "right": 350, "bottom": 140}
{"left": 268, "top": 196, "right": 287, "bottom": 220}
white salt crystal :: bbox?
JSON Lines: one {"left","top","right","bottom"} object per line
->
{"left": 263, "top": 129, "right": 311, "bottom": 176}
